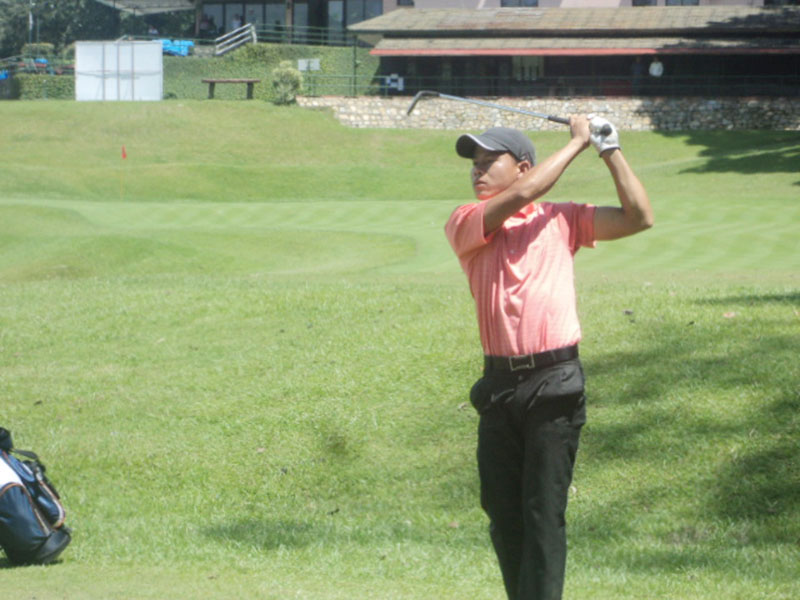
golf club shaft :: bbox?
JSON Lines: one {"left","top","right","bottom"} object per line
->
{"left": 436, "top": 92, "right": 570, "bottom": 125}
{"left": 407, "top": 91, "right": 611, "bottom": 135}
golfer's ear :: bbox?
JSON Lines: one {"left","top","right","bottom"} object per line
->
{"left": 517, "top": 160, "right": 532, "bottom": 175}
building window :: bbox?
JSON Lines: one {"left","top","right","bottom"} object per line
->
{"left": 397, "top": 0, "right": 414, "bottom": 5}
{"left": 226, "top": 3, "right": 245, "bottom": 32}
{"left": 201, "top": 3, "right": 224, "bottom": 36}
{"left": 501, "top": 0, "right": 538, "bottom": 6}
{"left": 346, "top": 0, "right": 382, "bottom": 26}
{"left": 293, "top": 1, "right": 309, "bottom": 39}
{"left": 265, "top": 2, "right": 286, "bottom": 32}
{"left": 245, "top": 4, "right": 265, "bottom": 28}
{"left": 328, "top": 0, "right": 345, "bottom": 43}
{"left": 632, "top": 0, "right": 657, "bottom": 6}
{"left": 512, "top": 56, "right": 543, "bottom": 81}
{"left": 665, "top": 0, "right": 699, "bottom": 5}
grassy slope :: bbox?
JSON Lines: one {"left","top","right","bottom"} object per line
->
{"left": 0, "top": 102, "right": 798, "bottom": 599}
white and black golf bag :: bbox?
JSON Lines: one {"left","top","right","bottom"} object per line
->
{"left": 0, "top": 427, "right": 71, "bottom": 565}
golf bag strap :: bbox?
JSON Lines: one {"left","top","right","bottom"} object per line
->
{"left": 11, "top": 448, "right": 39, "bottom": 461}
{"left": 0, "top": 428, "right": 40, "bottom": 461}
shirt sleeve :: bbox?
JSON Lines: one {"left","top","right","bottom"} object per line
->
{"left": 444, "top": 201, "right": 495, "bottom": 259}
{"left": 559, "top": 202, "right": 597, "bottom": 252}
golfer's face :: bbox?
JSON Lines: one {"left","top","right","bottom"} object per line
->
{"left": 471, "top": 148, "right": 523, "bottom": 200}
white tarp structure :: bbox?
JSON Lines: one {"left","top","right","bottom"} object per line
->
{"left": 75, "top": 41, "right": 163, "bottom": 101}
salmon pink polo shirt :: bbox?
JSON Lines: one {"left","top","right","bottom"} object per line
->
{"left": 445, "top": 200, "right": 596, "bottom": 357}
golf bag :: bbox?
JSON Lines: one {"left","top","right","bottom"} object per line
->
{"left": 0, "top": 427, "right": 71, "bottom": 565}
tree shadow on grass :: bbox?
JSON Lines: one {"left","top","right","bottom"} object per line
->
{"left": 650, "top": 129, "right": 800, "bottom": 185}
{"left": 694, "top": 291, "right": 800, "bottom": 306}
{"left": 578, "top": 307, "right": 799, "bottom": 569}
{"left": 584, "top": 329, "right": 797, "bottom": 413}
{"left": 707, "top": 387, "right": 799, "bottom": 539}
{"left": 204, "top": 519, "right": 319, "bottom": 550}
{"left": 203, "top": 512, "right": 481, "bottom": 552}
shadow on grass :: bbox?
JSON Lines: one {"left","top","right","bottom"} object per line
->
{"left": 579, "top": 307, "right": 799, "bottom": 563}
{"left": 203, "top": 513, "right": 482, "bottom": 551}
{"left": 647, "top": 129, "right": 800, "bottom": 184}
{"left": 0, "top": 556, "right": 65, "bottom": 569}
{"left": 694, "top": 291, "right": 800, "bottom": 305}
{"left": 204, "top": 519, "right": 319, "bottom": 550}
{"left": 708, "top": 386, "right": 799, "bottom": 536}
{"left": 584, "top": 330, "right": 798, "bottom": 412}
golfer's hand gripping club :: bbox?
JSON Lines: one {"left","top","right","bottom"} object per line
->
{"left": 588, "top": 114, "right": 620, "bottom": 156}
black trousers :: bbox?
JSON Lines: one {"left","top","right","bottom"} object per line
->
{"left": 470, "top": 358, "right": 586, "bottom": 600}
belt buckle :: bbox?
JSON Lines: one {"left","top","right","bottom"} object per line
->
{"left": 508, "top": 354, "right": 535, "bottom": 371}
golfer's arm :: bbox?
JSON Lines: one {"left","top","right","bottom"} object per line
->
{"left": 593, "top": 150, "right": 654, "bottom": 241}
{"left": 483, "top": 138, "right": 587, "bottom": 235}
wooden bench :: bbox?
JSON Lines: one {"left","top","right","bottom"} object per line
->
{"left": 202, "top": 78, "right": 261, "bottom": 100}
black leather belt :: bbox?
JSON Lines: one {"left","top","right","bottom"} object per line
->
{"left": 484, "top": 344, "right": 579, "bottom": 373}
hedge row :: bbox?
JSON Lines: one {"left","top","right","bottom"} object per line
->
{"left": 15, "top": 73, "right": 75, "bottom": 100}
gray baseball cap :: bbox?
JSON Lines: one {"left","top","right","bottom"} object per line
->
{"left": 456, "top": 127, "right": 536, "bottom": 165}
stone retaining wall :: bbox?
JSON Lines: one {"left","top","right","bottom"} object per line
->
{"left": 297, "top": 95, "right": 800, "bottom": 131}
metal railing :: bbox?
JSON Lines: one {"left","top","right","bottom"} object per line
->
{"left": 215, "top": 23, "right": 257, "bottom": 56}
{"left": 255, "top": 24, "right": 354, "bottom": 47}
{"left": 360, "top": 74, "right": 800, "bottom": 99}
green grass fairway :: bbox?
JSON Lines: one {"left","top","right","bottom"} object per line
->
{"left": 1, "top": 101, "right": 798, "bottom": 599}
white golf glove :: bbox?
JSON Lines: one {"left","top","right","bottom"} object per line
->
{"left": 588, "top": 114, "right": 620, "bottom": 156}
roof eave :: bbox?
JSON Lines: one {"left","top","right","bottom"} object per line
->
{"left": 93, "top": 0, "right": 195, "bottom": 16}
{"left": 371, "top": 47, "right": 800, "bottom": 57}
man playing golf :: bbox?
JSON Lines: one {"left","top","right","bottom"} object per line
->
{"left": 445, "top": 115, "right": 653, "bottom": 600}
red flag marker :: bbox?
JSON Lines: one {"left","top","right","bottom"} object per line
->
{"left": 122, "top": 145, "right": 127, "bottom": 159}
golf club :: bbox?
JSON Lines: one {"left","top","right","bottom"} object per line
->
{"left": 406, "top": 90, "right": 612, "bottom": 135}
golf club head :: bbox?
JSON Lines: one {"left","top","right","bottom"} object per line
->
{"left": 406, "top": 90, "right": 440, "bottom": 116}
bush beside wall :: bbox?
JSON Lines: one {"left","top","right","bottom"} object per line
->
{"left": 15, "top": 73, "right": 74, "bottom": 100}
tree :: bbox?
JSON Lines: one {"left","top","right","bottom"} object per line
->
{"left": 0, "top": 0, "right": 120, "bottom": 57}
{"left": 0, "top": 0, "right": 28, "bottom": 57}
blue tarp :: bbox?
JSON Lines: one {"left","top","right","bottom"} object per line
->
{"left": 159, "top": 39, "right": 194, "bottom": 57}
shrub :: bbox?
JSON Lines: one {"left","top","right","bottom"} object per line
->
{"left": 271, "top": 60, "right": 303, "bottom": 105}
{"left": 22, "top": 43, "right": 55, "bottom": 58}
{"left": 15, "top": 73, "right": 74, "bottom": 100}
{"left": 61, "top": 44, "right": 76, "bottom": 60}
